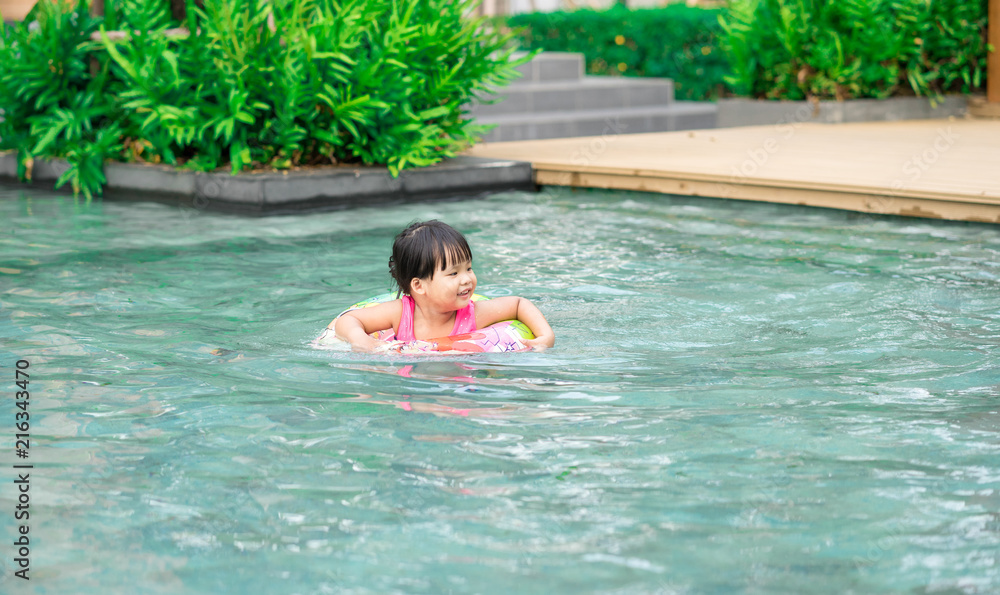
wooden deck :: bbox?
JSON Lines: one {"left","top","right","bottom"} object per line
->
{"left": 464, "top": 118, "right": 1000, "bottom": 224}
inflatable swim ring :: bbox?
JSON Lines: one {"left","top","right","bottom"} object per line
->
{"left": 315, "top": 293, "right": 534, "bottom": 354}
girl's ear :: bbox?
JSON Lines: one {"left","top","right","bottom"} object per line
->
{"left": 410, "top": 277, "right": 425, "bottom": 295}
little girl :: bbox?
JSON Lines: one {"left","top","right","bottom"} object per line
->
{"left": 331, "top": 220, "right": 555, "bottom": 352}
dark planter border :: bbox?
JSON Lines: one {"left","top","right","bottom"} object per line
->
{"left": 0, "top": 153, "right": 535, "bottom": 214}
{"left": 717, "top": 95, "right": 968, "bottom": 128}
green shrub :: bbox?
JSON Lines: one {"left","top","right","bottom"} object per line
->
{"left": 505, "top": 5, "right": 728, "bottom": 101}
{"left": 0, "top": 0, "right": 121, "bottom": 198}
{"left": 0, "top": 0, "right": 524, "bottom": 199}
{"left": 720, "top": 0, "right": 989, "bottom": 100}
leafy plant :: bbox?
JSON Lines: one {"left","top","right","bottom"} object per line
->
{"left": 719, "top": 0, "right": 988, "bottom": 100}
{"left": 0, "top": 0, "right": 525, "bottom": 198}
{"left": 505, "top": 4, "right": 728, "bottom": 101}
{"left": 0, "top": 0, "right": 121, "bottom": 199}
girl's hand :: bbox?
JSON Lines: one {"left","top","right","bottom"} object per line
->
{"left": 477, "top": 297, "right": 555, "bottom": 352}
{"left": 523, "top": 335, "right": 554, "bottom": 352}
{"left": 385, "top": 340, "right": 435, "bottom": 355}
{"left": 332, "top": 301, "right": 403, "bottom": 352}
{"left": 353, "top": 337, "right": 389, "bottom": 353}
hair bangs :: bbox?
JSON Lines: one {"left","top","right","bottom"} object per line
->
{"left": 436, "top": 238, "right": 473, "bottom": 272}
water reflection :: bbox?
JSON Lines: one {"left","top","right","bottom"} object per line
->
{"left": 3, "top": 185, "right": 1000, "bottom": 592}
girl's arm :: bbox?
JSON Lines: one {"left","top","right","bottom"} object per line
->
{"left": 330, "top": 300, "right": 402, "bottom": 352}
{"left": 476, "top": 296, "right": 555, "bottom": 351}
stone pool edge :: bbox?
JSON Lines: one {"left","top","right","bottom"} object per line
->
{"left": 0, "top": 153, "right": 535, "bottom": 214}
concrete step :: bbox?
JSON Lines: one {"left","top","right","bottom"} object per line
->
{"left": 476, "top": 102, "right": 718, "bottom": 143}
{"left": 469, "top": 76, "right": 675, "bottom": 117}
{"left": 510, "top": 51, "right": 584, "bottom": 84}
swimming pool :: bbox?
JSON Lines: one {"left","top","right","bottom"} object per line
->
{"left": 1, "top": 185, "right": 998, "bottom": 593}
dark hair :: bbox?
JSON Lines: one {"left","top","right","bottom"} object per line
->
{"left": 389, "top": 220, "right": 473, "bottom": 296}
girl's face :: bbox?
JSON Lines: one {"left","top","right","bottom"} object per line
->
{"left": 411, "top": 258, "right": 476, "bottom": 311}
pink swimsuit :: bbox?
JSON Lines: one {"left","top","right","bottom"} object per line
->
{"left": 395, "top": 295, "right": 477, "bottom": 341}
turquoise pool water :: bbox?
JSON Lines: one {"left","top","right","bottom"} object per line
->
{"left": 1, "top": 185, "right": 998, "bottom": 594}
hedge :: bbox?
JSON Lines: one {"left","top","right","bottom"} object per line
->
{"left": 505, "top": 4, "right": 729, "bottom": 101}
{"left": 720, "top": 0, "right": 989, "bottom": 100}
{"left": 505, "top": 1, "right": 989, "bottom": 103}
